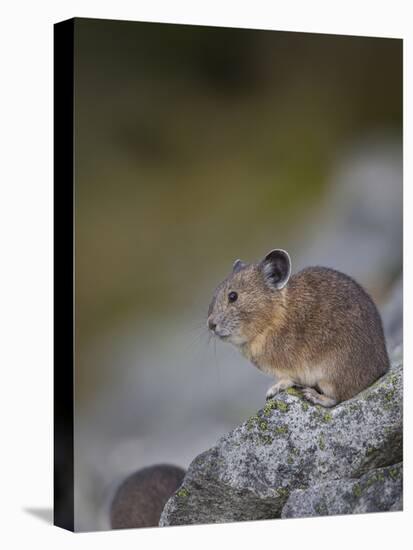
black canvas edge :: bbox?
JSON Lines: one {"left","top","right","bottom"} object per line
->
{"left": 54, "top": 18, "right": 75, "bottom": 532}
{"left": 64, "top": 15, "right": 403, "bottom": 41}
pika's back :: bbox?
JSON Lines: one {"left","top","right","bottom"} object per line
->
{"left": 280, "top": 266, "right": 389, "bottom": 396}
{"left": 287, "top": 266, "right": 382, "bottom": 330}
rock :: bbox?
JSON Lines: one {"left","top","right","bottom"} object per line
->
{"left": 160, "top": 278, "right": 403, "bottom": 526}
{"left": 160, "top": 361, "right": 402, "bottom": 526}
{"left": 382, "top": 275, "right": 403, "bottom": 356}
{"left": 282, "top": 463, "right": 402, "bottom": 518}
{"left": 111, "top": 464, "right": 185, "bottom": 529}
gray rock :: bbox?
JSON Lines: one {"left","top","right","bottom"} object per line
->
{"left": 110, "top": 464, "right": 185, "bottom": 529}
{"left": 382, "top": 275, "right": 403, "bottom": 355}
{"left": 160, "top": 360, "right": 402, "bottom": 526}
{"left": 282, "top": 463, "right": 402, "bottom": 518}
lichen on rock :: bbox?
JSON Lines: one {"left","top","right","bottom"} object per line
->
{"left": 282, "top": 463, "right": 402, "bottom": 518}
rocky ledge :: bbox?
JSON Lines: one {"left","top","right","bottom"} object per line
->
{"left": 160, "top": 279, "right": 403, "bottom": 526}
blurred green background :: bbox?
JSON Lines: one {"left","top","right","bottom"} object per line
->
{"left": 73, "top": 18, "right": 402, "bottom": 530}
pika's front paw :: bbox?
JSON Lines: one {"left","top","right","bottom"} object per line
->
{"left": 302, "top": 387, "right": 337, "bottom": 408}
{"left": 266, "top": 385, "right": 279, "bottom": 400}
{"left": 266, "top": 379, "right": 294, "bottom": 400}
{"left": 302, "top": 387, "right": 320, "bottom": 404}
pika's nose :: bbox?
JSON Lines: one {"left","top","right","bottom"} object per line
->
{"left": 208, "top": 318, "right": 217, "bottom": 331}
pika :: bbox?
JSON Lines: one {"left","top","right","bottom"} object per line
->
{"left": 207, "top": 249, "right": 390, "bottom": 407}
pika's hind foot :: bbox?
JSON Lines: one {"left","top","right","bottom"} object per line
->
{"left": 302, "top": 387, "right": 337, "bottom": 408}
{"left": 266, "top": 379, "right": 294, "bottom": 400}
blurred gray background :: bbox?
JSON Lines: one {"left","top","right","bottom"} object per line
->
{"left": 73, "top": 19, "right": 402, "bottom": 531}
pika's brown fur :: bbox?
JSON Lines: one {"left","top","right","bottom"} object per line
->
{"left": 110, "top": 464, "right": 185, "bottom": 529}
{"left": 207, "top": 250, "right": 390, "bottom": 407}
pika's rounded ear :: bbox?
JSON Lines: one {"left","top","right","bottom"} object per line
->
{"left": 233, "top": 259, "right": 247, "bottom": 273}
{"left": 260, "top": 249, "right": 291, "bottom": 290}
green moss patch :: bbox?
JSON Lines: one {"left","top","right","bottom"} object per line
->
{"left": 322, "top": 411, "right": 333, "bottom": 423}
{"left": 286, "top": 387, "right": 302, "bottom": 398}
{"left": 319, "top": 435, "right": 326, "bottom": 450}
{"left": 263, "top": 399, "right": 289, "bottom": 415}
{"left": 389, "top": 467, "right": 401, "bottom": 480}
{"left": 275, "top": 424, "right": 289, "bottom": 435}
{"left": 277, "top": 487, "right": 289, "bottom": 499}
{"left": 353, "top": 484, "right": 362, "bottom": 498}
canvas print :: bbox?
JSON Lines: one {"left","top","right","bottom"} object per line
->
{"left": 54, "top": 17, "right": 403, "bottom": 532}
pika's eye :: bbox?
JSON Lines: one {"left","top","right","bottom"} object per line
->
{"left": 228, "top": 291, "right": 238, "bottom": 303}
